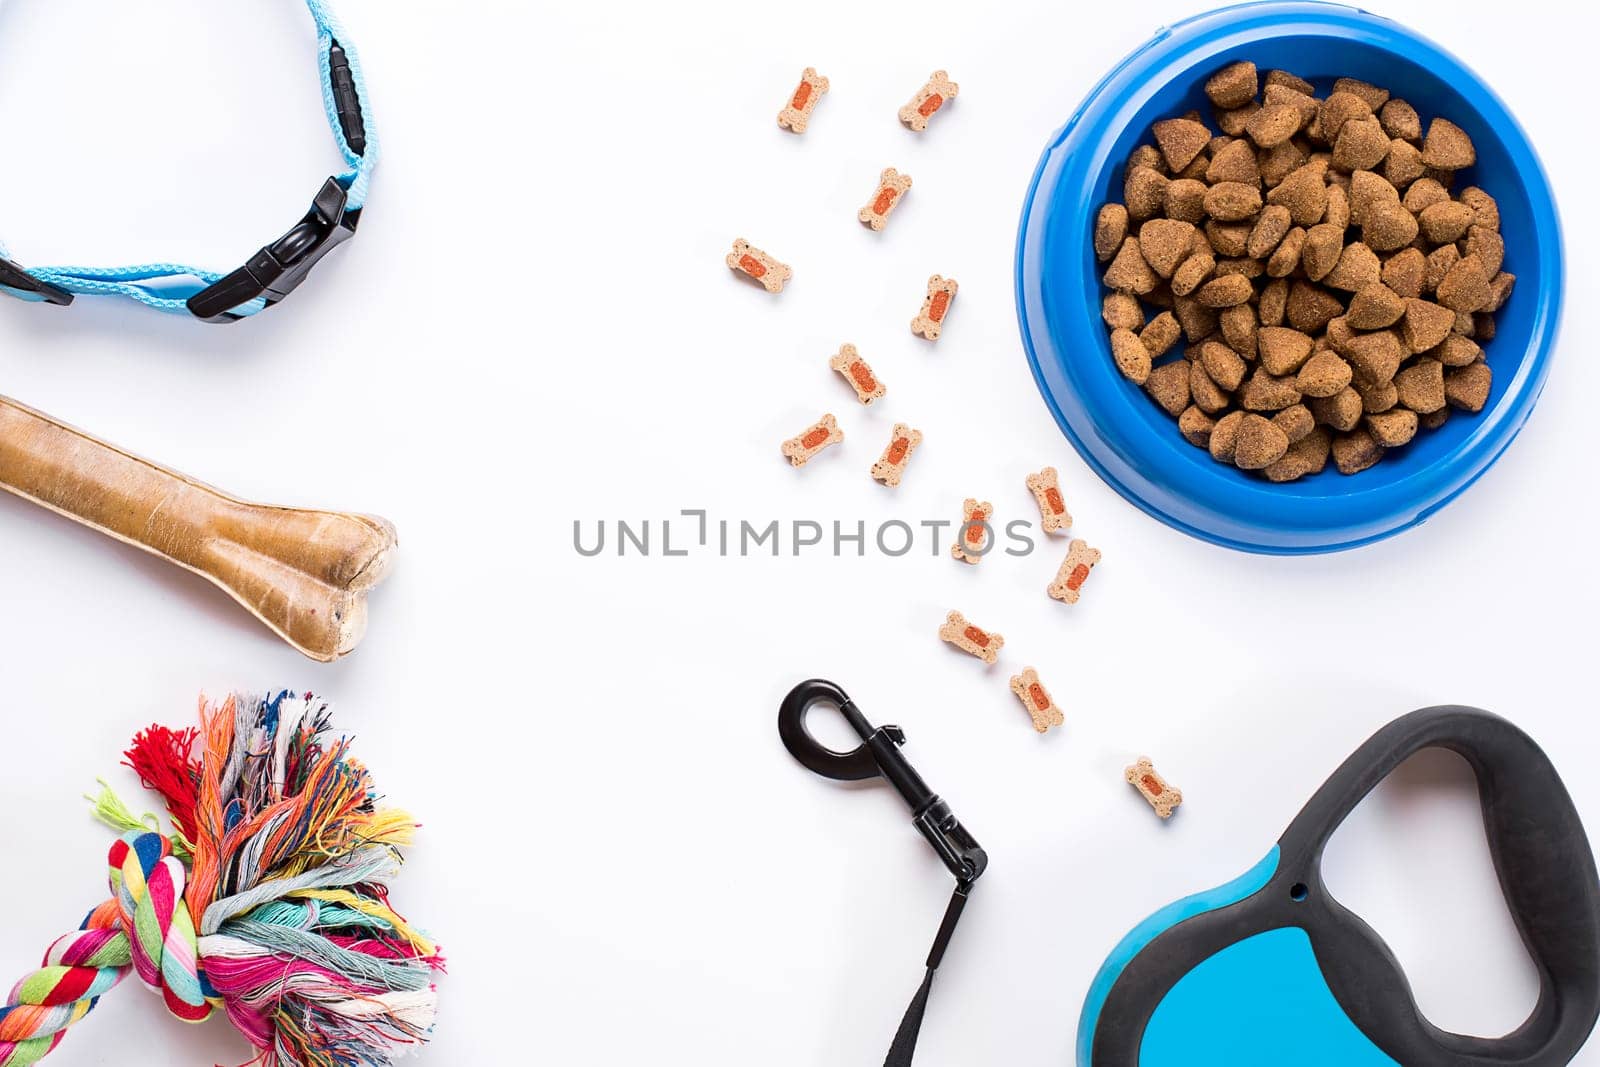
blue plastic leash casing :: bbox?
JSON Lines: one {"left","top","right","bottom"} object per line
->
{"left": 0, "top": 0, "right": 376, "bottom": 322}
{"left": 1014, "top": 1, "right": 1564, "bottom": 553}
{"left": 1079, "top": 707, "right": 1600, "bottom": 1066}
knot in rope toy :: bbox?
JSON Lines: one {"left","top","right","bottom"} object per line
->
{"left": 0, "top": 692, "right": 443, "bottom": 1066}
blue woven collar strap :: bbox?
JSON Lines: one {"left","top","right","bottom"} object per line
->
{"left": 0, "top": 0, "right": 377, "bottom": 323}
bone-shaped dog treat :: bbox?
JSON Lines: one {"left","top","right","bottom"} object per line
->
{"left": 910, "top": 274, "right": 958, "bottom": 341}
{"left": 0, "top": 395, "right": 396, "bottom": 662}
{"left": 1010, "top": 668, "right": 1064, "bottom": 734}
{"left": 899, "top": 70, "right": 958, "bottom": 132}
{"left": 726, "top": 238, "right": 791, "bottom": 293}
{"left": 781, "top": 414, "right": 843, "bottom": 467}
{"left": 870, "top": 423, "right": 922, "bottom": 487}
{"left": 939, "top": 610, "right": 1004, "bottom": 665}
{"left": 777, "top": 67, "right": 829, "bottom": 133}
{"left": 1126, "top": 757, "right": 1183, "bottom": 819}
{"left": 1048, "top": 538, "right": 1101, "bottom": 603}
{"left": 829, "top": 344, "right": 886, "bottom": 405}
{"left": 950, "top": 498, "right": 993, "bottom": 565}
{"left": 858, "top": 168, "right": 912, "bottom": 231}
{"left": 1026, "top": 466, "right": 1073, "bottom": 534}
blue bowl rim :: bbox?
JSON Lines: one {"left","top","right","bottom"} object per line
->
{"left": 1013, "top": 0, "right": 1564, "bottom": 555}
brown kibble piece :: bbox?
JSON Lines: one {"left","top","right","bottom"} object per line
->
{"left": 1173, "top": 294, "right": 1219, "bottom": 341}
{"left": 1264, "top": 84, "right": 1319, "bottom": 128}
{"left": 1421, "top": 408, "right": 1451, "bottom": 430}
{"left": 1323, "top": 242, "right": 1381, "bottom": 291}
{"left": 1266, "top": 70, "right": 1314, "bottom": 94}
{"left": 1464, "top": 225, "right": 1505, "bottom": 276}
{"left": 1206, "top": 61, "right": 1258, "bottom": 109}
{"left": 1436, "top": 254, "right": 1491, "bottom": 313}
{"left": 1344, "top": 330, "right": 1404, "bottom": 385}
{"left": 1179, "top": 405, "right": 1217, "bottom": 447}
{"left": 1297, "top": 350, "right": 1353, "bottom": 397}
{"left": 1334, "top": 78, "right": 1389, "bottom": 111}
{"left": 1190, "top": 359, "right": 1231, "bottom": 414}
{"left": 1104, "top": 237, "right": 1158, "bottom": 295}
{"left": 1264, "top": 426, "right": 1332, "bottom": 482}
{"left": 1366, "top": 408, "right": 1418, "bottom": 447}
{"left": 1424, "top": 244, "right": 1460, "bottom": 294}
{"left": 1418, "top": 201, "right": 1474, "bottom": 245}
{"left": 1200, "top": 340, "right": 1248, "bottom": 392}
{"left": 1379, "top": 99, "right": 1421, "bottom": 141}
{"left": 1273, "top": 403, "right": 1315, "bottom": 444}
{"left": 1333, "top": 117, "right": 1390, "bottom": 172}
{"left": 1139, "top": 219, "right": 1198, "bottom": 278}
{"left": 1129, "top": 144, "right": 1166, "bottom": 173}
{"left": 1333, "top": 427, "right": 1384, "bottom": 474}
{"left": 1171, "top": 252, "right": 1216, "bottom": 297}
{"left": 1205, "top": 220, "right": 1252, "bottom": 258}
{"left": 1349, "top": 170, "right": 1400, "bottom": 226}
{"left": 1094, "top": 204, "right": 1129, "bottom": 261}
{"left": 1153, "top": 118, "right": 1212, "bottom": 172}
{"left": 1421, "top": 118, "right": 1475, "bottom": 170}
{"left": 1260, "top": 278, "right": 1289, "bottom": 326}
{"left": 1219, "top": 304, "right": 1258, "bottom": 357}
{"left": 1286, "top": 280, "right": 1344, "bottom": 332}
{"left": 1347, "top": 284, "right": 1405, "bottom": 329}
{"left": 1125, "top": 167, "right": 1170, "bottom": 220}
{"left": 1102, "top": 293, "right": 1143, "bottom": 331}
{"left": 1434, "top": 334, "right": 1482, "bottom": 368}
{"left": 1206, "top": 138, "right": 1261, "bottom": 186}
{"left": 1316, "top": 92, "right": 1372, "bottom": 142}
{"left": 1239, "top": 369, "right": 1301, "bottom": 411}
{"left": 1383, "top": 139, "right": 1427, "bottom": 189}
{"left": 1382, "top": 248, "right": 1426, "bottom": 299}
{"left": 1301, "top": 224, "right": 1344, "bottom": 282}
{"left": 1310, "top": 386, "right": 1363, "bottom": 431}
{"left": 1246, "top": 205, "right": 1292, "bottom": 258}
{"left": 1259, "top": 142, "right": 1310, "bottom": 187}
{"left": 1246, "top": 104, "right": 1302, "bottom": 147}
{"left": 1363, "top": 201, "right": 1418, "bottom": 252}
{"left": 1355, "top": 377, "right": 1398, "bottom": 413}
{"left": 1401, "top": 298, "right": 1455, "bottom": 353}
{"left": 1459, "top": 187, "right": 1500, "bottom": 231}
{"left": 1110, "top": 328, "right": 1153, "bottom": 383}
{"left": 1216, "top": 102, "right": 1260, "bottom": 137}
{"left": 1265, "top": 226, "right": 1305, "bottom": 278}
{"left": 1144, "top": 361, "right": 1192, "bottom": 416}
{"left": 1445, "top": 361, "right": 1492, "bottom": 412}
{"left": 1210, "top": 410, "right": 1246, "bottom": 463}
{"left": 1196, "top": 273, "right": 1254, "bottom": 308}
{"left": 1394, "top": 358, "right": 1446, "bottom": 413}
{"left": 1257, "top": 326, "right": 1316, "bottom": 376}
{"left": 1234, "top": 414, "right": 1290, "bottom": 469}
{"left": 1483, "top": 272, "right": 1516, "bottom": 314}
{"left": 1403, "top": 177, "right": 1450, "bottom": 215}
{"left": 1165, "top": 179, "right": 1209, "bottom": 223}
{"left": 1267, "top": 164, "right": 1329, "bottom": 226}
{"left": 1203, "top": 182, "right": 1264, "bottom": 222}
{"left": 1140, "top": 311, "right": 1182, "bottom": 357}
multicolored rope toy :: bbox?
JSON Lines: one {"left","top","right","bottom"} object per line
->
{"left": 0, "top": 692, "right": 443, "bottom": 1066}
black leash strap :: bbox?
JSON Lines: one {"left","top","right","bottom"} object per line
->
{"left": 885, "top": 882, "right": 972, "bottom": 1066}
{"left": 778, "top": 680, "right": 988, "bottom": 1067}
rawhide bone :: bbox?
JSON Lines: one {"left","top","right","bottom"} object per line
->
{"left": 871, "top": 423, "right": 923, "bottom": 487}
{"left": 781, "top": 414, "right": 843, "bottom": 467}
{"left": 726, "top": 238, "right": 791, "bottom": 293}
{"left": 1126, "top": 757, "right": 1183, "bottom": 819}
{"left": 1048, "top": 538, "right": 1101, "bottom": 603}
{"left": 0, "top": 395, "right": 396, "bottom": 662}
{"left": 950, "top": 497, "right": 994, "bottom": 565}
{"left": 829, "top": 344, "right": 886, "bottom": 404}
{"left": 1025, "top": 466, "right": 1072, "bottom": 534}
{"left": 778, "top": 67, "right": 829, "bottom": 133}
{"left": 859, "top": 167, "right": 912, "bottom": 231}
{"left": 899, "top": 70, "right": 958, "bottom": 132}
{"left": 939, "top": 610, "right": 1004, "bottom": 665}
{"left": 1010, "top": 668, "right": 1064, "bottom": 734}
{"left": 911, "top": 274, "right": 958, "bottom": 341}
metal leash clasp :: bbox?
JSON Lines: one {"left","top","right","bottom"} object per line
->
{"left": 779, "top": 679, "right": 987, "bottom": 889}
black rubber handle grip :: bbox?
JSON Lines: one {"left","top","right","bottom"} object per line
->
{"left": 1282, "top": 706, "right": 1600, "bottom": 1064}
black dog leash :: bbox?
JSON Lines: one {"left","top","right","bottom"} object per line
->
{"left": 779, "top": 680, "right": 987, "bottom": 1065}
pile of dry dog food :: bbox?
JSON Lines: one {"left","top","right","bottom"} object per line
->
{"left": 725, "top": 70, "right": 1181, "bottom": 818}
{"left": 1095, "top": 61, "right": 1513, "bottom": 480}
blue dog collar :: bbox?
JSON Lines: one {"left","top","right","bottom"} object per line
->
{"left": 0, "top": 0, "right": 376, "bottom": 322}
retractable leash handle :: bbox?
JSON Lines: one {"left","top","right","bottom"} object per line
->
{"left": 0, "top": 0, "right": 376, "bottom": 322}
{"left": 779, "top": 679, "right": 987, "bottom": 1067}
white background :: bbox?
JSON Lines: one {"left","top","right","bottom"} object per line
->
{"left": 0, "top": 0, "right": 1596, "bottom": 1064}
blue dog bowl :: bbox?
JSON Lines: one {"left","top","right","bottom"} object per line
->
{"left": 1015, "top": 1, "right": 1562, "bottom": 554}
